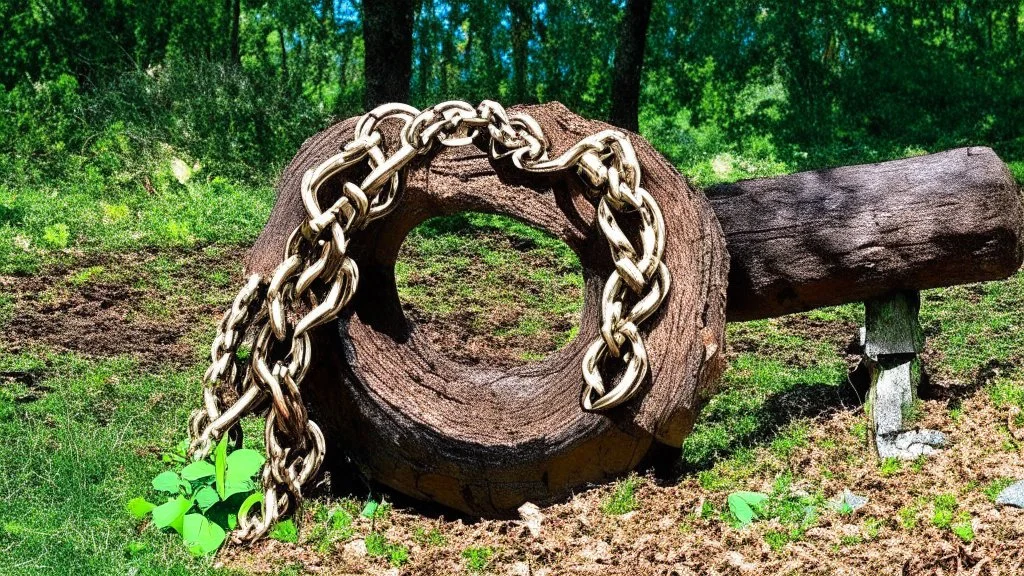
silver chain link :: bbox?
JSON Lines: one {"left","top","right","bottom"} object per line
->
{"left": 187, "top": 100, "right": 670, "bottom": 542}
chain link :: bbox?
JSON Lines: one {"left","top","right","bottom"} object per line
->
{"left": 187, "top": 100, "right": 671, "bottom": 542}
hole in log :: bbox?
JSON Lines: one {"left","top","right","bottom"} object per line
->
{"left": 395, "top": 212, "right": 584, "bottom": 368}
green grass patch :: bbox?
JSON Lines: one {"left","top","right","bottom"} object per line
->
{"left": 462, "top": 546, "right": 494, "bottom": 573}
{"left": 601, "top": 475, "right": 640, "bottom": 515}
{"left": 682, "top": 352, "right": 847, "bottom": 470}
{"left": 365, "top": 532, "right": 410, "bottom": 567}
{"left": 0, "top": 350, "right": 229, "bottom": 575}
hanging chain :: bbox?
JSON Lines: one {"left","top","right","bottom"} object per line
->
{"left": 187, "top": 100, "right": 670, "bottom": 542}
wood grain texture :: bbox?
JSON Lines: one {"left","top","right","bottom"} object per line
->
{"left": 245, "top": 102, "right": 729, "bottom": 516}
{"left": 707, "top": 146, "right": 1024, "bottom": 321}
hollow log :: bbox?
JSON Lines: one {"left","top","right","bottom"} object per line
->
{"left": 707, "top": 146, "right": 1024, "bottom": 321}
{"left": 246, "top": 102, "right": 730, "bottom": 517}
{"left": 245, "top": 102, "right": 1024, "bottom": 517}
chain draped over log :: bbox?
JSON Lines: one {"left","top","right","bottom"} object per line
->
{"left": 187, "top": 100, "right": 671, "bottom": 542}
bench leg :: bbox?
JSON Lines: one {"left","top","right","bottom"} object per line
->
{"left": 862, "top": 290, "right": 946, "bottom": 459}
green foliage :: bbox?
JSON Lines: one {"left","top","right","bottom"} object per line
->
{"left": 931, "top": 493, "right": 974, "bottom": 542}
{"left": 412, "top": 525, "right": 447, "bottom": 547}
{"left": 879, "top": 458, "right": 903, "bottom": 477}
{"left": 461, "top": 546, "right": 494, "bottom": 573}
{"left": 983, "top": 478, "right": 1015, "bottom": 502}
{"left": 130, "top": 434, "right": 265, "bottom": 555}
{"left": 601, "top": 476, "right": 640, "bottom": 515}
{"left": 366, "top": 532, "right": 410, "bottom": 567}
{"left": 727, "top": 491, "right": 768, "bottom": 528}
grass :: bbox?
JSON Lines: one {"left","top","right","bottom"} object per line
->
{"left": 0, "top": 352, "right": 222, "bottom": 576}
{"left": 365, "top": 532, "right": 410, "bottom": 567}
{"left": 601, "top": 475, "right": 641, "bottom": 515}
{"left": 461, "top": 546, "right": 494, "bottom": 573}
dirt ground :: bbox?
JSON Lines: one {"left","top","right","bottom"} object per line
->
{"left": 5, "top": 250, "right": 1024, "bottom": 575}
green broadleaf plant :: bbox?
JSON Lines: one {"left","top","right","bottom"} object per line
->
{"left": 129, "top": 437, "right": 267, "bottom": 556}
{"left": 728, "top": 491, "right": 769, "bottom": 528}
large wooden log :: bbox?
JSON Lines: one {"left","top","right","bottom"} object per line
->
{"left": 246, "top": 102, "right": 730, "bottom": 517}
{"left": 708, "top": 146, "right": 1024, "bottom": 321}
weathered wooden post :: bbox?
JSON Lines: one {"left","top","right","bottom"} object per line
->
{"left": 862, "top": 291, "right": 945, "bottom": 458}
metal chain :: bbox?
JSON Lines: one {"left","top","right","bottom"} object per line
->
{"left": 187, "top": 100, "right": 670, "bottom": 542}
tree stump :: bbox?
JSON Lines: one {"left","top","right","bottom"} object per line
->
{"left": 245, "top": 102, "right": 730, "bottom": 516}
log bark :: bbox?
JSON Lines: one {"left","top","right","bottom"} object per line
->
{"left": 246, "top": 102, "right": 729, "bottom": 517}
{"left": 708, "top": 146, "right": 1024, "bottom": 321}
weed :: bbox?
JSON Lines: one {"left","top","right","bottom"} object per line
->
{"left": 602, "top": 475, "right": 640, "bottom": 515}
{"left": 951, "top": 521, "right": 975, "bottom": 543}
{"left": 931, "top": 493, "right": 973, "bottom": 541}
{"left": 366, "top": 532, "right": 410, "bottom": 567}
{"left": 898, "top": 503, "right": 920, "bottom": 530}
{"left": 931, "top": 494, "right": 957, "bottom": 528}
{"left": 850, "top": 421, "right": 868, "bottom": 443}
{"left": 412, "top": 526, "right": 447, "bottom": 547}
{"left": 983, "top": 477, "right": 1014, "bottom": 502}
{"left": 910, "top": 455, "right": 926, "bottom": 473}
{"left": 863, "top": 517, "right": 883, "bottom": 540}
{"left": 69, "top": 265, "right": 105, "bottom": 286}
{"left": 901, "top": 399, "right": 924, "bottom": 424}
{"left": 308, "top": 503, "right": 355, "bottom": 553}
{"left": 0, "top": 293, "right": 13, "bottom": 328}
{"left": 462, "top": 546, "right": 494, "bottom": 573}
{"left": 42, "top": 223, "right": 70, "bottom": 249}
{"left": 879, "top": 457, "right": 902, "bottom": 477}
{"left": 128, "top": 434, "right": 266, "bottom": 555}
{"left": 764, "top": 530, "right": 792, "bottom": 551}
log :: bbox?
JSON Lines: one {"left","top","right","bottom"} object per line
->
{"left": 244, "top": 102, "right": 1024, "bottom": 517}
{"left": 246, "top": 102, "right": 730, "bottom": 517}
{"left": 707, "top": 146, "right": 1024, "bottom": 321}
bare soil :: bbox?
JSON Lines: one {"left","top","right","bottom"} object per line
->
{"left": 0, "top": 247, "right": 247, "bottom": 367}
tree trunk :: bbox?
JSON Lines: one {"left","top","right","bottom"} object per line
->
{"left": 707, "top": 146, "right": 1024, "bottom": 321}
{"left": 245, "top": 102, "right": 728, "bottom": 516}
{"left": 229, "top": 0, "right": 240, "bottom": 66}
{"left": 609, "top": 0, "right": 654, "bottom": 131}
{"left": 362, "top": 0, "right": 415, "bottom": 108}
{"left": 509, "top": 0, "right": 532, "bottom": 103}
{"left": 244, "top": 105, "right": 1023, "bottom": 517}
{"left": 415, "top": 0, "right": 433, "bottom": 101}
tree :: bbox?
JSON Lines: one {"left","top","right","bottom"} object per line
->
{"left": 609, "top": 0, "right": 654, "bottom": 131}
{"left": 229, "top": 0, "right": 241, "bottom": 66}
{"left": 509, "top": 0, "right": 532, "bottom": 103}
{"left": 362, "top": 0, "right": 416, "bottom": 108}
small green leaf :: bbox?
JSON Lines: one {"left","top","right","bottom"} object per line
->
{"left": 269, "top": 519, "right": 298, "bottom": 543}
{"left": 225, "top": 449, "right": 265, "bottom": 484}
{"left": 227, "top": 513, "right": 238, "bottom": 530}
{"left": 182, "top": 513, "right": 227, "bottom": 555}
{"left": 728, "top": 491, "right": 768, "bottom": 528}
{"left": 215, "top": 435, "right": 228, "bottom": 499}
{"left": 361, "top": 499, "right": 379, "bottom": 518}
{"left": 152, "top": 471, "right": 182, "bottom": 494}
{"left": 194, "top": 486, "right": 220, "bottom": 512}
{"left": 238, "top": 492, "right": 264, "bottom": 521}
{"left": 127, "top": 497, "right": 156, "bottom": 519}
{"left": 152, "top": 496, "right": 192, "bottom": 534}
{"left": 181, "top": 460, "right": 216, "bottom": 481}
